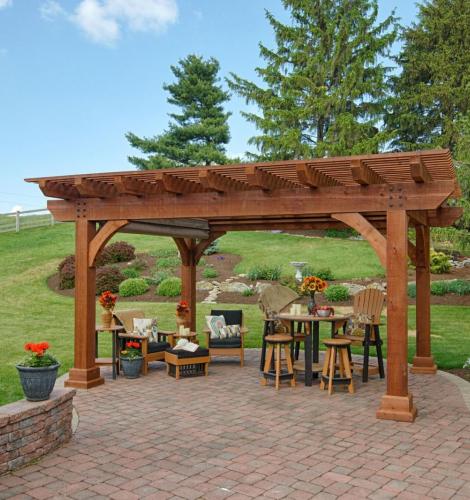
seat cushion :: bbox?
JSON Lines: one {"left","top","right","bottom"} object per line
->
{"left": 148, "top": 341, "right": 170, "bottom": 354}
{"left": 166, "top": 347, "right": 210, "bottom": 358}
{"left": 209, "top": 337, "right": 242, "bottom": 348}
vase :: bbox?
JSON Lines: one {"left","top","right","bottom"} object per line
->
{"left": 176, "top": 313, "right": 189, "bottom": 330}
{"left": 307, "top": 293, "right": 317, "bottom": 315}
{"left": 120, "top": 357, "right": 143, "bottom": 379}
{"left": 16, "top": 364, "right": 60, "bottom": 401}
{"left": 101, "top": 309, "right": 113, "bottom": 328}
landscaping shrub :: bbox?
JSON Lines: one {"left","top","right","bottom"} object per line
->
{"left": 122, "top": 267, "right": 140, "bottom": 279}
{"left": 430, "top": 281, "right": 450, "bottom": 296}
{"left": 157, "top": 277, "right": 182, "bottom": 297}
{"left": 323, "top": 284, "right": 350, "bottom": 302}
{"left": 242, "top": 288, "right": 255, "bottom": 297}
{"left": 301, "top": 265, "right": 334, "bottom": 281}
{"left": 197, "top": 257, "right": 206, "bottom": 267}
{"left": 407, "top": 282, "right": 417, "bottom": 298}
{"left": 447, "top": 280, "right": 470, "bottom": 296}
{"left": 119, "top": 278, "right": 149, "bottom": 297}
{"left": 280, "top": 275, "right": 298, "bottom": 291}
{"left": 324, "top": 228, "right": 357, "bottom": 239}
{"left": 149, "top": 271, "right": 172, "bottom": 286}
{"left": 430, "top": 251, "right": 451, "bottom": 274}
{"left": 202, "top": 267, "right": 218, "bottom": 279}
{"left": 96, "top": 266, "right": 125, "bottom": 294}
{"left": 247, "top": 264, "right": 282, "bottom": 281}
{"left": 106, "top": 241, "right": 135, "bottom": 263}
{"left": 204, "top": 239, "right": 220, "bottom": 255}
{"left": 130, "top": 256, "right": 147, "bottom": 272}
{"left": 58, "top": 255, "right": 75, "bottom": 289}
{"left": 95, "top": 247, "right": 113, "bottom": 267}
{"left": 156, "top": 256, "right": 180, "bottom": 270}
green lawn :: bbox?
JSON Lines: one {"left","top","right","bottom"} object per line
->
{"left": 0, "top": 224, "right": 469, "bottom": 406}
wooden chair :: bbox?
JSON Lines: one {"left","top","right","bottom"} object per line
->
{"left": 113, "top": 309, "right": 170, "bottom": 375}
{"left": 334, "top": 288, "right": 385, "bottom": 382}
{"left": 258, "top": 284, "right": 306, "bottom": 370}
{"left": 203, "top": 309, "right": 248, "bottom": 367}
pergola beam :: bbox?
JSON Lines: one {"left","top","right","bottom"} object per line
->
{"left": 199, "top": 170, "right": 248, "bottom": 193}
{"left": 74, "top": 178, "right": 117, "bottom": 198}
{"left": 296, "top": 164, "right": 341, "bottom": 188}
{"left": 410, "top": 158, "right": 432, "bottom": 183}
{"left": 246, "top": 165, "right": 296, "bottom": 191}
{"left": 351, "top": 160, "right": 386, "bottom": 185}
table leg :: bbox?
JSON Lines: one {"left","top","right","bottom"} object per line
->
{"left": 112, "top": 331, "right": 116, "bottom": 380}
{"left": 260, "top": 321, "right": 268, "bottom": 372}
{"left": 313, "top": 321, "right": 320, "bottom": 379}
{"left": 95, "top": 331, "right": 98, "bottom": 358}
{"left": 304, "top": 322, "right": 313, "bottom": 386}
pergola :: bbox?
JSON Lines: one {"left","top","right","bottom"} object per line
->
{"left": 27, "top": 149, "right": 462, "bottom": 422}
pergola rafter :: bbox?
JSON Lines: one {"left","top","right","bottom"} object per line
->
{"left": 26, "top": 149, "right": 463, "bottom": 423}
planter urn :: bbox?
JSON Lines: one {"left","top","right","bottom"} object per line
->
{"left": 16, "top": 364, "right": 60, "bottom": 402}
{"left": 120, "top": 357, "right": 143, "bottom": 379}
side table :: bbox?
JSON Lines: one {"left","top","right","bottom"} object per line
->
{"left": 95, "top": 325, "right": 124, "bottom": 380}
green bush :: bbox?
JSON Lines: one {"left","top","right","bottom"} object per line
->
{"left": 106, "top": 241, "right": 136, "bottom": 263}
{"left": 202, "top": 267, "right": 218, "bottom": 279}
{"left": 119, "top": 278, "right": 149, "bottom": 297}
{"left": 96, "top": 266, "right": 125, "bottom": 294}
{"left": 204, "top": 239, "right": 220, "bottom": 255}
{"left": 324, "top": 228, "right": 357, "bottom": 239}
{"left": 156, "top": 256, "right": 180, "bottom": 270}
{"left": 149, "top": 270, "right": 172, "bottom": 286}
{"left": 122, "top": 267, "right": 140, "bottom": 279}
{"left": 131, "top": 256, "right": 147, "bottom": 272}
{"left": 198, "top": 257, "right": 207, "bottom": 267}
{"left": 157, "top": 277, "right": 182, "bottom": 297}
{"left": 247, "top": 264, "right": 282, "bottom": 281}
{"left": 301, "top": 265, "right": 334, "bottom": 281}
{"left": 323, "top": 284, "right": 350, "bottom": 302}
{"left": 242, "top": 288, "right": 255, "bottom": 297}
{"left": 280, "top": 275, "right": 299, "bottom": 291}
{"left": 408, "top": 282, "right": 417, "bottom": 298}
{"left": 430, "top": 251, "right": 451, "bottom": 274}
{"left": 447, "top": 280, "right": 470, "bottom": 296}
{"left": 430, "top": 281, "right": 450, "bottom": 296}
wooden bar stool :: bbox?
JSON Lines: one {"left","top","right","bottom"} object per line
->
{"left": 261, "top": 334, "right": 295, "bottom": 390}
{"left": 320, "top": 339, "right": 354, "bottom": 395}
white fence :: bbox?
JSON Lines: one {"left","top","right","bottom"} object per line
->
{"left": 0, "top": 208, "right": 56, "bottom": 233}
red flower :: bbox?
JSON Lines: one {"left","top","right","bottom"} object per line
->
{"left": 126, "top": 341, "right": 140, "bottom": 349}
{"left": 24, "top": 341, "right": 50, "bottom": 357}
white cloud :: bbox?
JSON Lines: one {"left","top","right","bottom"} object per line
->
{"left": 10, "top": 205, "right": 23, "bottom": 213}
{"left": 0, "top": 0, "right": 12, "bottom": 10}
{"left": 40, "top": 0, "right": 66, "bottom": 21}
{"left": 72, "top": 0, "right": 178, "bottom": 45}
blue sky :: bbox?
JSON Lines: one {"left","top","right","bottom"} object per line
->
{"left": 0, "top": 0, "right": 418, "bottom": 212}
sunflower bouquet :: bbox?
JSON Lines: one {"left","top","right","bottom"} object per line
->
{"left": 300, "top": 276, "right": 328, "bottom": 296}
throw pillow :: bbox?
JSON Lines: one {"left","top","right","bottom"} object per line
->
{"left": 205, "top": 315, "right": 226, "bottom": 339}
{"left": 219, "top": 324, "right": 241, "bottom": 339}
{"left": 133, "top": 318, "right": 158, "bottom": 341}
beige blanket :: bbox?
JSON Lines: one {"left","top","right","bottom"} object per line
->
{"left": 112, "top": 309, "right": 145, "bottom": 333}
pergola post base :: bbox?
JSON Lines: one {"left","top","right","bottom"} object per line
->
{"left": 411, "top": 356, "right": 437, "bottom": 374}
{"left": 64, "top": 367, "right": 104, "bottom": 389}
{"left": 376, "top": 394, "right": 417, "bottom": 422}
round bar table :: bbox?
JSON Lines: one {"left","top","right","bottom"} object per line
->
{"left": 277, "top": 314, "right": 350, "bottom": 386}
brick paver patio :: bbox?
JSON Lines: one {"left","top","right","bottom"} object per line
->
{"left": 2, "top": 350, "right": 470, "bottom": 499}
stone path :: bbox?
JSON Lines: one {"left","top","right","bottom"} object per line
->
{"left": 2, "top": 351, "right": 470, "bottom": 499}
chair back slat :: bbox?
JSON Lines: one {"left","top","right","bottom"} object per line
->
{"left": 353, "top": 289, "right": 385, "bottom": 325}
{"left": 211, "top": 309, "right": 243, "bottom": 326}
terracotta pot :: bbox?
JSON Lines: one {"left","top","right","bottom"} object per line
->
{"left": 101, "top": 309, "right": 113, "bottom": 328}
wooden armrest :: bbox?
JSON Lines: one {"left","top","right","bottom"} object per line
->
{"left": 240, "top": 327, "right": 249, "bottom": 335}
{"left": 158, "top": 330, "right": 175, "bottom": 336}
{"left": 203, "top": 327, "right": 210, "bottom": 333}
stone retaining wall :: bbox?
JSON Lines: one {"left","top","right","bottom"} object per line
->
{"left": 0, "top": 388, "right": 75, "bottom": 474}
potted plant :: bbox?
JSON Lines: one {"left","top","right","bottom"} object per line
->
{"left": 176, "top": 300, "right": 190, "bottom": 329}
{"left": 16, "top": 342, "right": 60, "bottom": 401}
{"left": 299, "top": 276, "right": 328, "bottom": 315}
{"left": 98, "top": 290, "right": 117, "bottom": 328}
{"left": 120, "top": 341, "right": 143, "bottom": 378}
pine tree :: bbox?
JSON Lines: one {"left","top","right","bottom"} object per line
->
{"left": 228, "top": 0, "right": 397, "bottom": 160}
{"left": 126, "top": 55, "right": 231, "bottom": 169}
{"left": 387, "top": 0, "right": 470, "bottom": 152}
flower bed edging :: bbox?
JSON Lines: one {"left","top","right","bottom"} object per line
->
{"left": 0, "top": 388, "right": 76, "bottom": 475}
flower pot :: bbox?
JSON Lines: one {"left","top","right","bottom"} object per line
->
{"left": 16, "top": 364, "right": 60, "bottom": 402}
{"left": 120, "top": 357, "right": 143, "bottom": 379}
{"left": 101, "top": 309, "right": 113, "bottom": 328}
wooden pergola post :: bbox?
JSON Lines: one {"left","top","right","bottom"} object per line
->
{"left": 64, "top": 219, "right": 104, "bottom": 389}
{"left": 377, "top": 210, "right": 417, "bottom": 422}
{"left": 175, "top": 238, "right": 197, "bottom": 331}
{"left": 411, "top": 224, "right": 437, "bottom": 374}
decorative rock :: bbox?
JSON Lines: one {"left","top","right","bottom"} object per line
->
{"left": 341, "top": 283, "right": 366, "bottom": 295}
{"left": 368, "top": 282, "right": 387, "bottom": 292}
{"left": 219, "top": 281, "right": 251, "bottom": 293}
{"left": 238, "top": 273, "right": 248, "bottom": 278}
{"left": 196, "top": 281, "right": 215, "bottom": 291}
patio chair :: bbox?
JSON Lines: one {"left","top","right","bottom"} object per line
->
{"left": 112, "top": 309, "right": 170, "bottom": 375}
{"left": 258, "top": 284, "right": 306, "bottom": 369}
{"left": 334, "top": 288, "right": 385, "bottom": 382}
{"left": 203, "top": 309, "right": 248, "bottom": 367}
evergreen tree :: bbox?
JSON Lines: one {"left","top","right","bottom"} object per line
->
{"left": 387, "top": 0, "right": 470, "bottom": 152}
{"left": 228, "top": 0, "right": 397, "bottom": 160}
{"left": 127, "top": 55, "right": 231, "bottom": 169}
